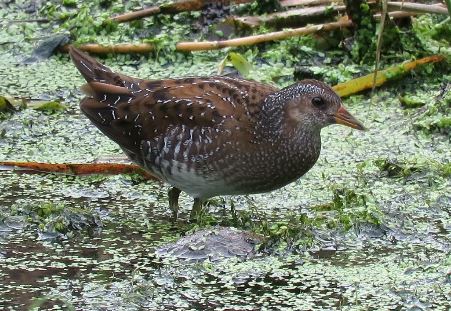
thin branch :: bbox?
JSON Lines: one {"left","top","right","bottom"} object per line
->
{"left": 7, "top": 18, "right": 50, "bottom": 23}
{"left": 60, "top": 43, "right": 154, "bottom": 54}
{"left": 111, "top": 0, "right": 252, "bottom": 23}
{"left": 280, "top": 0, "right": 342, "bottom": 6}
{"left": 387, "top": 2, "right": 448, "bottom": 15}
{"left": 373, "top": 0, "right": 388, "bottom": 94}
{"left": 333, "top": 55, "right": 445, "bottom": 97}
{"left": 0, "top": 161, "right": 158, "bottom": 180}
{"left": 373, "top": 10, "right": 417, "bottom": 19}
{"left": 230, "top": 2, "right": 423, "bottom": 28}
{"left": 176, "top": 19, "right": 353, "bottom": 51}
{"left": 231, "top": 5, "right": 346, "bottom": 28}
{"left": 112, "top": 6, "right": 161, "bottom": 23}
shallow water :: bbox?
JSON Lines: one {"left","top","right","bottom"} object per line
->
{"left": 0, "top": 2, "right": 450, "bottom": 310}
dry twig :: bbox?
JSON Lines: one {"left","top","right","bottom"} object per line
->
{"left": 387, "top": 2, "right": 448, "bottom": 15}
{"left": 231, "top": 5, "right": 346, "bottom": 28}
{"left": 333, "top": 55, "right": 445, "bottom": 97}
{"left": 111, "top": 0, "right": 252, "bottom": 23}
{"left": 176, "top": 19, "right": 353, "bottom": 51}
{"left": 0, "top": 161, "right": 158, "bottom": 180}
{"left": 60, "top": 43, "right": 154, "bottom": 54}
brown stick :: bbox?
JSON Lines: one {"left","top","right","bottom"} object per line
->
{"left": 8, "top": 18, "right": 50, "bottom": 23}
{"left": 111, "top": 0, "right": 253, "bottom": 23}
{"left": 232, "top": 1, "right": 424, "bottom": 28}
{"left": 112, "top": 6, "right": 161, "bottom": 23}
{"left": 176, "top": 19, "right": 353, "bottom": 51}
{"left": 374, "top": 11, "right": 417, "bottom": 19}
{"left": 231, "top": 5, "right": 346, "bottom": 28}
{"left": 387, "top": 2, "right": 448, "bottom": 15}
{"left": 333, "top": 55, "right": 445, "bottom": 97}
{"left": 60, "top": 43, "right": 154, "bottom": 54}
{"left": 0, "top": 161, "right": 158, "bottom": 180}
{"left": 280, "top": 0, "right": 341, "bottom": 6}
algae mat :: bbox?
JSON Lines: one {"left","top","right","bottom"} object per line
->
{"left": 0, "top": 3, "right": 450, "bottom": 310}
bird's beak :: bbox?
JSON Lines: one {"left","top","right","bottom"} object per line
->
{"left": 334, "top": 106, "right": 366, "bottom": 130}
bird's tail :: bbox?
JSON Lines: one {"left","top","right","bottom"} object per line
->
{"left": 68, "top": 46, "right": 142, "bottom": 100}
{"left": 68, "top": 46, "right": 113, "bottom": 83}
{"left": 68, "top": 46, "right": 143, "bottom": 155}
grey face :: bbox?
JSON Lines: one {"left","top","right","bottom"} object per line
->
{"left": 284, "top": 80, "right": 342, "bottom": 130}
{"left": 282, "top": 80, "right": 365, "bottom": 131}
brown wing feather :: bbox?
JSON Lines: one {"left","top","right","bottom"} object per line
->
{"left": 69, "top": 47, "right": 278, "bottom": 163}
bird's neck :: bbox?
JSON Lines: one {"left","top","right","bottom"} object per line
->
{"left": 255, "top": 96, "right": 322, "bottom": 172}
{"left": 255, "top": 94, "right": 285, "bottom": 139}
{"left": 252, "top": 112, "right": 322, "bottom": 189}
{"left": 256, "top": 94, "right": 321, "bottom": 144}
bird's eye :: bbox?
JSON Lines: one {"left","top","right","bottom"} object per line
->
{"left": 311, "top": 97, "right": 326, "bottom": 108}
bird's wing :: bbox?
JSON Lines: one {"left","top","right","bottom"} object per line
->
{"left": 69, "top": 47, "right": 278, "bottom": 157}
{"left": 80, "top": 77, "right": 277, "bottom": 155}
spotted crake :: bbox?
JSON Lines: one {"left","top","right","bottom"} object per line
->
{"left": 69, "top": 47, "right": 365, "bottom": 220}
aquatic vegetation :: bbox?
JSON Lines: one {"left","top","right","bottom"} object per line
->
{"left": 0, "top": 96, "right": 16, "bottom": 113}
{"left": 217, "top": 51, "right": 252, "bottom": 76}
{"left": 413, "top": 87, "right": 451, "bottom": 135}
{"left": 413, "top": 14, "right": 451, "bottom": 59}
{"left": 375, "top": 157, "right": 451, "bottom": 179}
{"left": 2, "top": 201, "right": 103, "bottom": 240}
{"left": 29, "top": 100, "right": 67, "bottom": 114}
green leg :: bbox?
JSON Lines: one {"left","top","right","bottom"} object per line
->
{"left": 190, "top": 198, "right": 204, "bottom": 222}
{"left": 168, "top": 187, "right": 181, "bottom": 221}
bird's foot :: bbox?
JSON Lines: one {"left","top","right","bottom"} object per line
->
{"left": 189, "top": 198, "right": 204, "bottom": 222}
{"left": 168, "top": 187, "right": 181, "bottom": 222}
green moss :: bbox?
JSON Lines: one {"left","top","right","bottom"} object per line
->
{"left": 413, "top": 15, "right": 451, "bottom": 59}
{"left": 398, "top": 94, "right": 426, "bottom": 108}
{"left": 62, "top": 0, "right": 77, "bottom": 7}
{"left": 30, "top": 100, "right": 67, "bottom": 113}
{"left": 0, "top": 96, "right": 8, "bottom": 111}
{"left": 413, "top": 87, "right": 451, "bottom": 134}
{"left": 375, "top": 157, "right": 451, "bottom": 179}
{"left": 327, "top": 187, "right": 382, "bottom": 230}
{"left": 0, "top": 96, "right": 21, "bottom": 112}
{"left": 7, "top": 201, "right": 103, "bottom": 237}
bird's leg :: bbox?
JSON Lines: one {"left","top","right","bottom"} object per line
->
{"left": 190, "top": 198, "right": 204, "bottom": 222}
{"left": 168, "top": 187, "right": 181, "bottom": 221}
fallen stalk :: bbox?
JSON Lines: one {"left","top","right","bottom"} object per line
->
{"left": 60, "top": 43, "right": 154, "bottom": 54}
{"left": 65, "top": 1, "right": 443, "bottom": 54}
{"left": 111, "top": 0, "right": 252, "bottom": 23}
{"left": 176, "top": 19, "right": 352, "bottom": 51}
{"left": 280, "top": 0, "right": 340, "bottom": 6}
{"left": 231, "top": 4, "right": 347, "bottom": 28}
{"left": 386, "top": 2, "right": 448, "bottom": 15}
{"left": 112, "top": 6, "right": 161, "bottom": 23}
{"left": 0, "top": 161, "right": 157, "bottom": 180}
{"left": 332, "top": 55, "right": 445, "bottom": 97}
{"left": 231, "top": 2, "right": 430, "bottom": 28}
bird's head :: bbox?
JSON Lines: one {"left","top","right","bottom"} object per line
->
{"left": 281, "top": 80, "right": 366, "bottom": 131}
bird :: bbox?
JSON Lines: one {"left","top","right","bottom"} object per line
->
{"left": 69, "top": 47, "right": 365, "bottom": 221}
